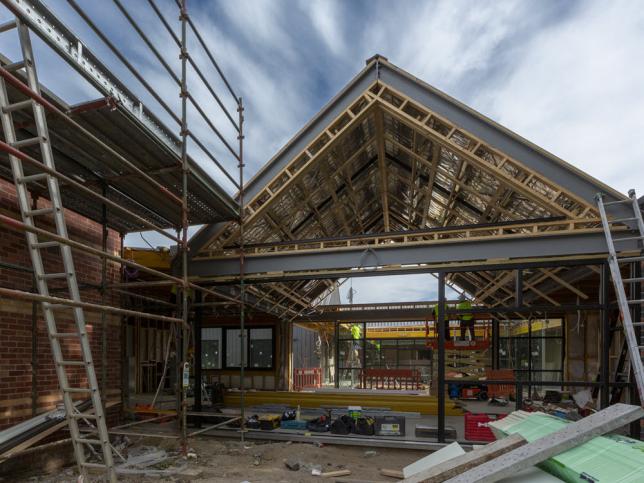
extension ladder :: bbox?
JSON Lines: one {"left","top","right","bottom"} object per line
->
{"left": 597, "top": 189, "right": 644, "bottom": 404}
{"left": 0, "top": 20, "right": 116, "bottom": 481}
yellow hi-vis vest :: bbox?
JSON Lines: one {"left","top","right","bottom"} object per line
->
{"left": 457, "top": 300, "right": 473, "bottom": 321}
{"left": 433, "top": 304, "right": 448, "bottom": 318}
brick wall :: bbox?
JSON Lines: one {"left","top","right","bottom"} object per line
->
{"left": 0, "top": 178, "right": 123, "bottom": 429}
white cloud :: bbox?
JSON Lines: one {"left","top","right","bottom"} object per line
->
{"left": 360, "top": 0, "right": 528, "bottom": 91}
{"left": 475, "top": 1, "right": 644, "bottom": 195}
{"left": 302, "top": 0, "right": 345, "bottom": 56}
{"left": 218, "top": 0, "right": 296, "bottom": 61}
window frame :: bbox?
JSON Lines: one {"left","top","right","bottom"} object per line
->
{"left": 201, "top": 327, "right": 223, "bottom": 370}
{"left": 210, "top": 326, "right": 275, "bottom": 371}
{"left": 497, "top": 317, "right": 565, "bottom": 382}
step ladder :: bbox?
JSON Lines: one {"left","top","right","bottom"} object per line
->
{"left": 596, "top": 189, "right": 644, "bottom": 404}
{"left": 0, "top": 20, "right": 116, "bottom": 481}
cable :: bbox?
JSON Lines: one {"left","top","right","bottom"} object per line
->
{"left": 139, "top": 232, "right": 156, "bottom": 250}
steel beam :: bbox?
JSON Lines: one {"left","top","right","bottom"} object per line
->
{"left": 189, "top": 231, "right": 635, "bottom": 279}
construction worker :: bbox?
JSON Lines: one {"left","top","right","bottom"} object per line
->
{"left": 457, "top": 293, "right": 474, "bottom": 341}
{"left": 350, "top": 323, "right": 362, "bottom": 341}
{"left": 433, "top": 303, "right": 451, "bottom": 340}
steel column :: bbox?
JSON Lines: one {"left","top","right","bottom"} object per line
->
{"left": 515, "top": 269, "right": 523, "bottom": 307}
{"left": 437, "top": 272, "right": 446, "bottom": 443}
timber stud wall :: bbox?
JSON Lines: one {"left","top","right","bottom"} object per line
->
{"left": 0, "top": 179, "right": 122, "bottom": 429}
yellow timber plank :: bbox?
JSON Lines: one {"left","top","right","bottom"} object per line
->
{"left": 224, "top": 391, "right": 463, "bottom": 416}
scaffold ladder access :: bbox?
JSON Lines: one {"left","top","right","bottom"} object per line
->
{"left": 597, "top": 189, "right": 644, "bottom": 404}
{"left": 0, "top": 20, "right": 115, "bottom": 481}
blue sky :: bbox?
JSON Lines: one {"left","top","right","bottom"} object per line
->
{"left": 2, "top": 0, "right": 643, "bottom": 303}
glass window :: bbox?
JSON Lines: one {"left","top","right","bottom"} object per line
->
{"left": 226, "top": 328, "right": 247, "bottom": 368}
{"left": 499, "top": 320, "right": 528, "bottom": 338}
{"left": 250, "top": 328, "right": 273, "bottom": 368}
{"left": 365, "top": 339, "right": 382, "bottom": 367}
{"left": 202, "top": 328, "right": 222, "bottom": 369}
{"left": 339, "top": 323, "right": 363, "bottom": 339}
{"left": 338, "top": 368, "right": 361, "bottom": 388}
{"left": 498, "top": 317, "right": 564, "bottom": 383}
{"left": 380, "top": 339, "right": 398, "bottom": 368}
{"left": 531, "top": 319, "right": 563, "bottom": 337}
{"left": 338, "top": 340, "right": 363, "bottom": 368}
{"left": 222, "top": 327, "right": 274, "bottom": 369}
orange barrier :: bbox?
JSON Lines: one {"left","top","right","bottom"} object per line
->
{"left": 294, "top": 367, "right": 322, "bottom": 390}
{"left": 359, "top": 368, "right": 422, "bottom": 390}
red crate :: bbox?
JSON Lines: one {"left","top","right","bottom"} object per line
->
{"left": 464, "top": 413, "right": 506, "bottom": 442}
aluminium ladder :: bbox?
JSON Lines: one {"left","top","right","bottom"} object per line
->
{"left": 597, "top": 189, "right": 644, "bottom": 404}
{"left": 0, "top": 20, "right": 115, "bottom": 481}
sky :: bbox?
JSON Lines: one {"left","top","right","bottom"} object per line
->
{"left": 1, "top": 0, "right": 643, "bottom": 304}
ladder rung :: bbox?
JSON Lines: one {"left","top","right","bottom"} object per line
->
{"left": 2, "top": 99, "right": 33, "bottom": 113}
{"left": 76, "top": 438, "right": 103, "bottom": 446}
{"left": 617, "top": 256, "right": 644, "bottom": 263}
{"left": 613, "top": 236, "right": 644, "bottom": 243}
{"left": 51, "top": 332, "right": 79, "bottom": 338}
{"left": 632, "top": 322, "right": 644, "bottom": 327}
{"left": 63, "top": 387, "right": 94, "bottom": 394}
{"left": 80, "top": 462, "right": 107, "bottom": 469}
{"left": 11, "top": 136, "right": 44, "bottom": 149}
{"left": 32, "top": 241, "right": 60, "bottom": 249}
{"left": 609, "top": 217, "right": 637, "bottom": 224}
{"left": 19, "top": 172, "right": 49, "bottom": 184}
{"left": 4, "top": 60, "right": 25, "bottom": 72}
{"left": 603, "top": 199, "right": 632, "bottom": 206}
{"left": 623, "top": 277, "right": 644, "bottom": 283}
{"left": 26, "top": 207, "right": 54, "bottom": 217}
{"left": 69, "top": 413, "right": 98, "bottom": 420}
{"left": 58, "top": 360, "right": 86, "bottom": 366}
{"left": 0, "top": 20, "right": 17, "bottom": 33}
{"left": 627, "top": 299, "right": 644, "bottom": 305}
{"left": 44, "top": 304, "right": 73, "bottom": 311}
{"left": 39, "top": 272, "right": 70, "bottom": 280}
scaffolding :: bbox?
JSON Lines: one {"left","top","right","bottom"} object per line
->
{"left": 0, "top": 0, "right": 245, "bottom": 479}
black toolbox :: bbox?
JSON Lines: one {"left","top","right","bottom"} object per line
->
{"left": 374, "top": 415, "right": 405, "bottom": 436}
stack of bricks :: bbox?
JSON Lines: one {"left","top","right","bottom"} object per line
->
{"left": 0, "top": 178, "right": 123, "bottom": 430}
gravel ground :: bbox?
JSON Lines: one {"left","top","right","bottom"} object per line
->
{"left": 9, "top": 437, "right": 428, "bottom": 482}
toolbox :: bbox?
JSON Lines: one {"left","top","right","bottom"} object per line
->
{"left": 280, "top": 419, "right": 308, "bottom": 430}
{"left": 258, "top": 414, "right": 281, "bottom": 430}
{"left": 375, "top": 415, "right": 405, "bottom": 436}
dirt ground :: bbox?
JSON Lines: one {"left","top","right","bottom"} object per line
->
{"left": 13, "top": 437, "right": 428, "bottom": 482}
